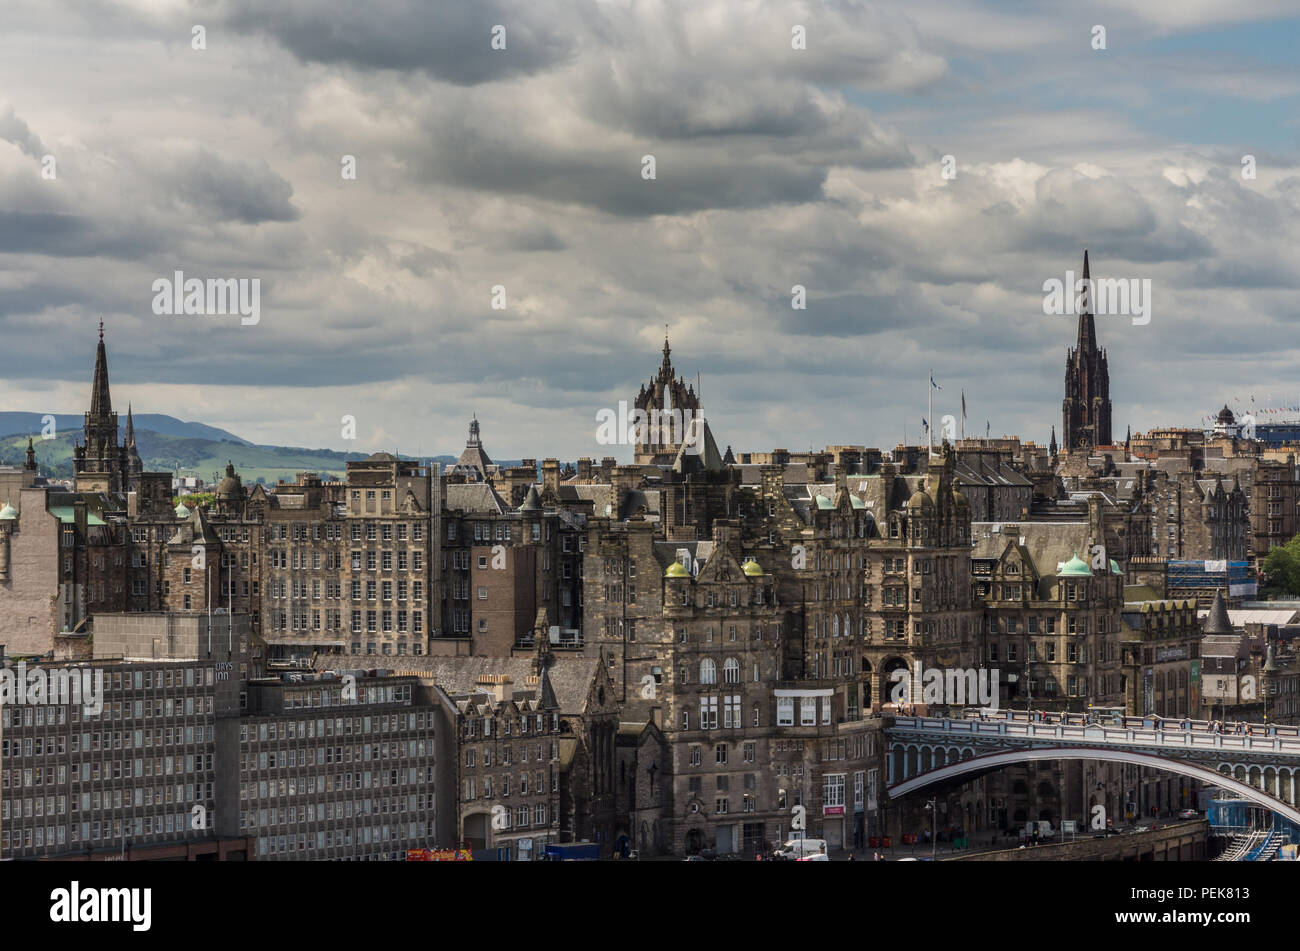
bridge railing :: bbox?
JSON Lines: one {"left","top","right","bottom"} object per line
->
{"left": 890, "top": 715, "right": 1300, "bottom": 755}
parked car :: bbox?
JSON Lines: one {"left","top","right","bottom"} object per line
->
{"left": 1178, "top": 809, "right": 1199, "bottom": 820}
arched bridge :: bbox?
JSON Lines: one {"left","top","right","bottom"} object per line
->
{"left": 886, "top": 714, "right": 1300, "bottom": 824}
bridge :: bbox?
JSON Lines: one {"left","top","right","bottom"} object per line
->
{"left": 885, "top": 713, "right": 1300, "bottom": 824}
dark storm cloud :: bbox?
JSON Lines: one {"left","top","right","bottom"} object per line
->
{"left": 0, "top": 105, "right": 46, "bottom": 160}
{"left": 0, "top": 211, "right": 164, "bottom": 259}
{"left": 410, "top": 133, "right": 834, "bottom": 216}
{"left": 157, "top": 149, "right": 299, "bottom": 225}
{"left": 212, "top": 0, "right": 584, "bottom": 85}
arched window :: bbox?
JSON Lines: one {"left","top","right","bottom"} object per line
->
{"left": 700, "top": 658, "right": 717, "bottom": 685}
{"left": 723, "top": 657, "right": 740, "bottom": 684}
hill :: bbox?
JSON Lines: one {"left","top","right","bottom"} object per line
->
{"left": 0, "top": 412, "right": 250, "bottom": 445}
{"left": 0, "top": 428, "right": 458, "bottom": 484}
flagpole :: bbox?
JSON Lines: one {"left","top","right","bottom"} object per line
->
{"left": 928, "top": 368, "right": 933, "bottom": 455}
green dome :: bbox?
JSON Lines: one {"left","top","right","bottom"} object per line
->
{"left": 0, "top": 500, "right": 16, "bottom": 521}
{"left": 174, "top": 502, "right": 191, "bottom": 519}
{"left": 1109, "top": 559, "right": 1122, "bottom": 575}
{"left": 665, "top": 561, "right": 689, "bottom": 578}
{"left": 742, "top": 558, "right": 763, "bottom": 577}
{"left": 1059, "top": 550, "right": 1093, "bottom": 577}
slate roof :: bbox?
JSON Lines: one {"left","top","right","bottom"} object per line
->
{"left": 361, "top": 654, "right": 602, "bottom": 716}
{"left": 444, "top": 483, "right": 507, "bottom": 514}
{"left": 971, "top": 520, "right": 1097, "bottom": 589}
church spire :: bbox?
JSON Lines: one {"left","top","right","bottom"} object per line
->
{"left": 660, "top": 326, "right": 673, "bottom": 378}
{"left": 24, "top": 436, "right": 36, "bottom": 471}
{"left": 1077, "top": 249, "right": 1097, "bottom": 352}
{"left": 125, "top": 403, "right": 136, "bottom": 447}
{"left": 90, "top": 320, "right": 112, "bottom": 417}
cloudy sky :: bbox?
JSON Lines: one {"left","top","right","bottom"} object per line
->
{"left": 2, "top": 0, "right": 1299, "bottom": 462}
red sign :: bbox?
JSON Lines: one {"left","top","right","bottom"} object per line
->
{"left": 406, "top": 848, "right": 473, "bottom": 862}
{"left": 823, "top": 806, "right": 845, "bottom": 816}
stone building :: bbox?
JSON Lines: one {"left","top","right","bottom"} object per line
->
{"left": 1119, "top": 592, "right": 1202, "bottom": 717}
{"left": 400, "top": 646, "right": 620, "bottom": 859}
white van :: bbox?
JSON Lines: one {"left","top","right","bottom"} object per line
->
{"left": 774, "top": 838, "right": 828, "bottom": 860}
{"left": 1022, "top": 820, "right": 1054, "bottom": 839}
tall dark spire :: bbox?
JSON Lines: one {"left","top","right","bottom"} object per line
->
{"left": 1063, "top": 250, "right": 1111, "bottom": 450}
{"left": 125, "top": 403, "right": 136, "bottom": 447}
{"left": 1076, "top": 249, "right": 1097, "bottom": 352}
{"left": 77, "top": 320, "right": 126, "bottom": 490}
{"left": 24, "top": 436, "right": 36, "bottom": 471}
{"left": 660, "top": 327, "right": 672, "bottom": 379}
{"left": 89, "top": 320, "right": 112, "bottom": 417}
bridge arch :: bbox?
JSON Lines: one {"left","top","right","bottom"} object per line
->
{"left": 889, "top": 746, "right": 1300, "bottom": 826}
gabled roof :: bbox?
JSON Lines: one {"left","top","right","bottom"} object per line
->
{"left": 380, "top": 655, "right": 603, "bottom": 716}
{"left": 444, "top": 483, "right": 507, "bottom": 514}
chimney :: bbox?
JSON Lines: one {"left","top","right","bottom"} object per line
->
{"left": 611, "top": 465, "right": 641, "bottom": 502}
{"left": 475, "top": 673, "right": 513, "bottom": 703}
{"left": 576, "top": 458, "right": 593, "bottom": 481}
{"left": 542, "top": 459, "right": 561, "bottom": 495}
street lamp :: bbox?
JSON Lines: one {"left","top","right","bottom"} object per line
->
{"left": 924, "top": 798, "right": 937, "bottom": 860}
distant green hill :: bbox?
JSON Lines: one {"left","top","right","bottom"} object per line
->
{"left": 0, "top": 429, "right": 458, "bottom": 484}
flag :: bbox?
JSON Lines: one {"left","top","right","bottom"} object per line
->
{"left": 921, "top": 417, "right": 929, "bottom": 434}
{"left": 931, "top": 375, "right": 941, "bottom": 391}
{"left": 961, "top": 389, "right": 967, "bottom": 420}
{"left": 986, "top": 420, "right": 990, "bottom": 438}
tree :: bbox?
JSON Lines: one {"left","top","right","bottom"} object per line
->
{"left": 1261, "top": 534, "right": 1300, "bottom": 595}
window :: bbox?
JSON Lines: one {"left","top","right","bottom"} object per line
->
{"left": 777, "top": 697, "right": 794, "bottom": 726}
{"left": 724, "top": 695, "right": 740, "bottom": 729}
{"left": 723, "top": 657, "right": 740, "bottom": 684}
{"left": 715, "top": 743, "right": 728, "bottom": 765}
{"left": 823, "top": 773, "right": 845, "bottom": 809}
{"left": 699, "top": 658, "right": 717, "bottom": 685}
{"left": 800, "top": 698, "right": 816, "bottom": 726}
{"left": 700, "top": 697, "right": 718, "bottom": 730}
